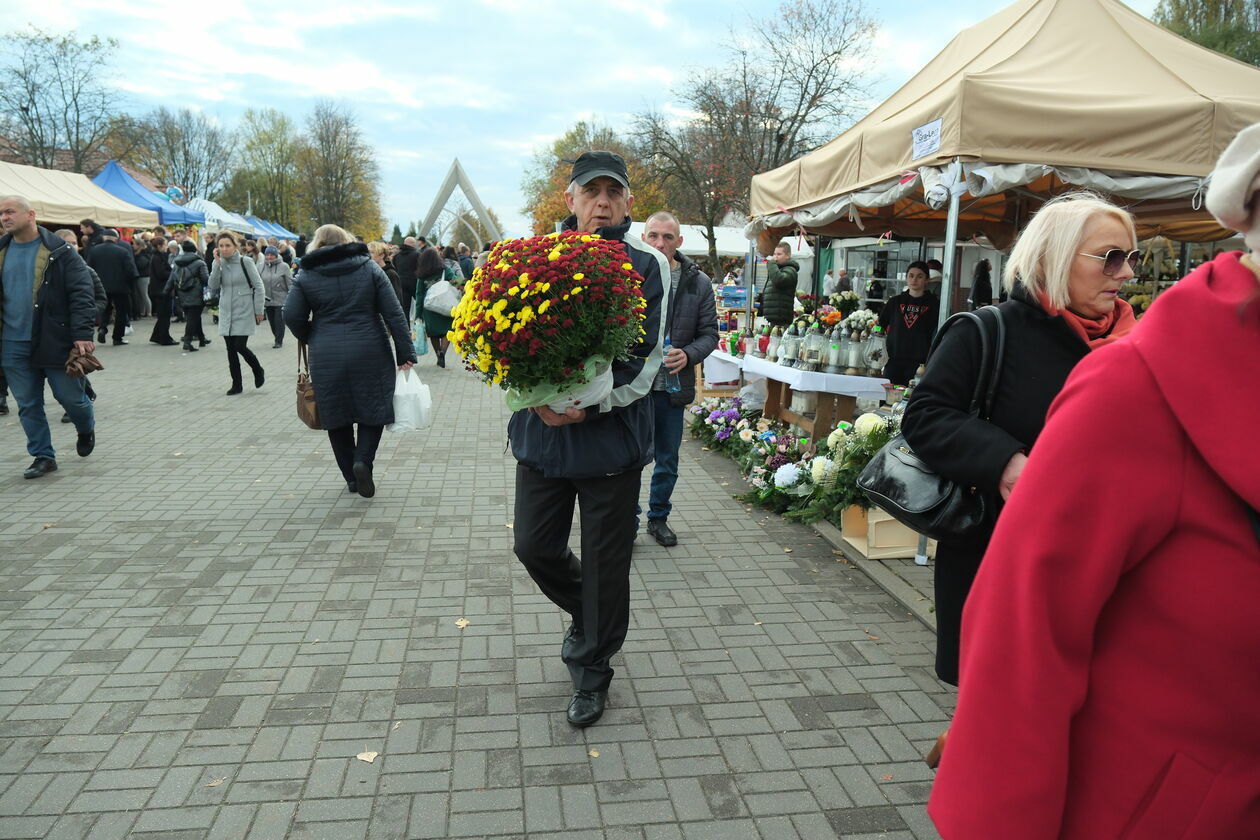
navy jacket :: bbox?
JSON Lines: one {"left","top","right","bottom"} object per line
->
{"left": 0, "top": 228, "right": 96, "bottom": 367}
{"left": 85, "top": 240, "right": 139, "bottom": 295}
{"left": 507, "top": 215, "right": 669, "bottom": 479}
{"left": 665, "top": 252, "right": 719, "bottom": 406}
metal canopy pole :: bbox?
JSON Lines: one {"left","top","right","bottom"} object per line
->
{"left": 938, "top": 160, "right": 963, "bottom": 329}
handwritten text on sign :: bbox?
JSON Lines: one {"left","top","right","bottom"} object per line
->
{"left": 912, "top": 119, "right": 943, "bottom": 160}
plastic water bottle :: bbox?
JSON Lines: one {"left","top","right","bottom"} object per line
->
{"left": 662, "top": 338, "right": 682, "bottom": 393}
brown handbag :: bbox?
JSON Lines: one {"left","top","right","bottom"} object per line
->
{"left": 296, "top": 341, "right": 320, "bottom": 429}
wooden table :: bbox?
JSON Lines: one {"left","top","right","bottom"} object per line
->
{"left": 740, "top": 355, "right": 889, "bottom": 440}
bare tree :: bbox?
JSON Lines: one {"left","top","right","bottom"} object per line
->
{"left": 0, "top": 30, "right": 123, "bottom": 172}
{"left": 296, "top": 100, "right": 382, "bottom": 234}
{"left": 121, "top": 107, "right": 237, "bottom": 199}
{"left": 636, "top": 0, "right": 877, "bottom": 239}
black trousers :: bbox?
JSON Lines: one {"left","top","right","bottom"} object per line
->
{"left": 102, "top": 292, "right": 131, "bottom": 342}
{"left": 265, "top": 307, "right": 285, "bottom": 345}
{"left": 513, "top": 463, "right": 642, "bottom": 691}
{"left": 883, "top": 358, "right": 921, "bottom": 386}
{"left": 224, "top": 335, "right": 262, "bottom": 387}
{"left": 327, "top": 424, "right": 384, "bottom": 481}
{"left": 150, "top": 294, "right": 174, "bottom": 344}
{"left": 182, "top": 305, "right": 205, "bottom": 342}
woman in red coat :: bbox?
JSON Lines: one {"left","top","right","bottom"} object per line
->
{"left": 929, "top": 124, "right": 1260, "bottom": 839}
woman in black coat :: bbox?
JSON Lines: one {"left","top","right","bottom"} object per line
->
{"left": 147, "top": 237, "right": 178, "bottom": 345}
{"left": 901, "top": 192, "right": 1139, "bottom": 687}
{"left": 283, "top": 225, "right": 416, "bottom": 499}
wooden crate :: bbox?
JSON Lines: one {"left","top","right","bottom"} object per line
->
{"left": 839, "top": 505, "right": 936, "bottom": 560}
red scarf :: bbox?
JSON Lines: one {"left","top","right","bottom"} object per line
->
{"left": 1037, "top": 292, "right": 1138, "bottom": 350}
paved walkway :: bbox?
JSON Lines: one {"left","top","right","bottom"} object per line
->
{"left": 0, "top": 331, "right": 953, "bottom": 839}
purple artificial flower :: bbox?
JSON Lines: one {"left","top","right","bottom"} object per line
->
{"left": 716, "top": 428, "right": 732, "bottom": 441}
{"left": 766, "top": 454, "right": 791, "bottom": 470}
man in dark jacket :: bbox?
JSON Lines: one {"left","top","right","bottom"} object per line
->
{"left": 639, "top": 211, "right": 718, "bottom": 546}
{"left": 79, "top": 218, "right": 104, "bottom": 254}
{"left": 393, "top": 237, "right": 421, "bottom": 320}
{"left": 508, "top": 151, "right": 668, "bottom": 729}
{"left": 1, "top": 197, "right": 97, "bottom": 478}
{"left": 86, "top": 229, "right": 139, "bottom": 345}
{"left": 457, "top": 243, "right": 474, "bottom": 280}
{"left": 762, "top": 241, "right": 799, "bottom": 326}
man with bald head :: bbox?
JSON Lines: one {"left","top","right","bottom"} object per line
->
{"left": 0, "top": 196, "right": 97, "bottom": 478}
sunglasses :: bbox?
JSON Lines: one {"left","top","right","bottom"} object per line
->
{"left": 1078, "top": 248, "right": 1139, "bottom": 276}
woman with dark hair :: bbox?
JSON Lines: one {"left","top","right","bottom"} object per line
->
{"left": 208, "top": 230, "right": 266, "bottom": 395}
{"left": 878, "top": 260, "right": 938, "bottom": 384}
{"left": 416, "top": 246, "right": 457, "bottom": 367}
{"left": 970, "top": 258, "right": 993, "bottom": 310}
{"left": 147, "top": 236, "right": 178, "bottom": 345}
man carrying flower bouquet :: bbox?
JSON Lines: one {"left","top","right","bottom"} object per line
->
{"left": 508, "top": 151, "right": 669, "bottom": 728}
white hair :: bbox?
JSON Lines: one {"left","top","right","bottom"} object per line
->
{"left": 1003, "top": 191, "right": 1136, "bottom": 309}
{"left": 309, "top": 223, "right": 355, "bottom": 251}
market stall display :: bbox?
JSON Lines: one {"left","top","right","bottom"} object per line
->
{"left": 0, "top": 159, "right": 159, "bottom": 228}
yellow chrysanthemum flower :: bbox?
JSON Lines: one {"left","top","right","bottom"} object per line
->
{"left": 572, "top": 272, "right": 585, "bottom": 281}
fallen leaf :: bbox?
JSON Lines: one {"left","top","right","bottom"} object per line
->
{"left": 783, "top": 548, "right": 793, "bottom": 553}
{"left": 356, "top": 751, "right": 379, "bottom": 763}
{"left": 880, "top": 774, "right": 893, "bottom": 781}
{"left": 588, "top": 749, "right": 600, "bottom": 758}
{"left": 173, "top": 452, "right": 184, "bottom": 456}
{"left": 831, "top": 550, "right": 844, "bottom": 556}
{"left": 205, "top": 777, "right": 227, "bottom": 787}
{"left": 455, "top": 618, "right": 470, "bottom": 629}
{"left": 42, "top": 523, "right": 54, "bottom": 529}
{"left": 505, "top": 523, "right": 513, "bottom": 529}
{"left": 866, "top": 633, "right": 881, "bottom": 640}
{"left": 753, "top": 621, "right": 764, "bottom": 626}
{"left": 391, "top": 722, "right": 401, "bottom": 731}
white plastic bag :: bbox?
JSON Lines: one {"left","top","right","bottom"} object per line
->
{"left": 423, "top": 280, "right": 460, "bottom": 316}
{"left": 388, "top": 370, "right": 432, "bottom": 432}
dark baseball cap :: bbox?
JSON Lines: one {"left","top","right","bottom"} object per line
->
{"left": 103, "top": 228, "right": 120, "bottom": 238}
{"left": 570, "top": 150, "right": 630, "bottom": 189}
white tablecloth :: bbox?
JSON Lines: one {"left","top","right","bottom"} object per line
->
{"left": 709, "top": 353, "right": 888, "bottom": 399}
{"left": 703, "top": 349, "right": 743, "bottom": 383}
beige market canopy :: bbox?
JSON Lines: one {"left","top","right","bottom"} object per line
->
{"left": 747, "top": 0, "right": 1260, "bottom": 254}
{"left": 0, "top": 160, "right": 158, "bottom": 228}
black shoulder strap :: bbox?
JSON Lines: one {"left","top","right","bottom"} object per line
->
{"left": 926, "top": 310, "right": 990, "bottom": 418}
{"left": 1248, "top": 505, "right": 1260, "bottom": 548}
{"left": 925, "top": 305, "right": 1006, "bottom": 420}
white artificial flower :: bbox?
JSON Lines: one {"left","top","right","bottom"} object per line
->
{"left": 773, "top": 462, "right": 803, "bottom": 488}
{"left": 854, "top": 412, "right": 886, "bottom": 437}
{"left": 810, "top": 456, "right": 834, "bottom": 483}
{"left": 738, "top": 428, "right": 755, "bottom": 443}
{"left": 826, "top": 426, "right": 848, "bottom": 451}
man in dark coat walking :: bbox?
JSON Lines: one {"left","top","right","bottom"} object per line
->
{"left": 508, "top": 151, "right": 668, "bottom": 729}
{"left": 639, "top": 210, "right": 718, "bottom": 547}
{"left": 86, "top": 229, "right": 139, "bottom": 345}
{"left": 1, "top": 196, "right": 97, "bottom": 478}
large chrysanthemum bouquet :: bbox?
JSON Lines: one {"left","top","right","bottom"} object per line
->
{"left": 449, "top": 232, "right": 648, "bottom": 411}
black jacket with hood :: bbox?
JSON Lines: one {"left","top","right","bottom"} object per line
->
{"left": 164, "top": 251, "right": 209, "bottom": 309}
{"left": 507, "top": 215, "right": 669, "bottom": 479}
{"left": 0, "top": 227, "right": 96, "bottom": 367}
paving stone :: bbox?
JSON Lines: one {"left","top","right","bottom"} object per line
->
{"left": 0, "top": 343, "right": 952, "bottom": 839}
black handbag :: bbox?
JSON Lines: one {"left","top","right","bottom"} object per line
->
{"left": 857, "top": 306, "right": 1005, "bottom": 541}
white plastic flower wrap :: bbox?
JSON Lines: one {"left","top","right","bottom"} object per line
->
{"left": 810, "top": 456, "right": 834, "bottom": 484}
{"left": 853, "top": 412, "right": 886, "bottom": 438}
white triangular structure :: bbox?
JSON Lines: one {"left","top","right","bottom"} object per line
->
{"left": 419, "top": 159, "right": 503, "bottom": 244}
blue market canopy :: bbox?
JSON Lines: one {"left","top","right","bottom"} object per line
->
{"left": 247, "top": 216, "right": 293, "bottom": 239}
{"left": 91, "top": 161, "right": 204, "bottom": 226}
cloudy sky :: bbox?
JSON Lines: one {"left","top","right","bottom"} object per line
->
{"left": 5, "top": 0, "right": 1156, "bottom": 238}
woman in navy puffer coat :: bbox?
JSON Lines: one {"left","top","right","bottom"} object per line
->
{"left": 283, "top": 225, "right": 416, "bottom": 498}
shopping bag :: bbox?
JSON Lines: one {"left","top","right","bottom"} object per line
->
{"left": 388, "top": 369, "right": 432, "bottom": 432}
{"left": 412, "top": 318, "right": 428, "bottom": 356}
{"left": 423, "top": 279, "right": 460, "bottom": 316}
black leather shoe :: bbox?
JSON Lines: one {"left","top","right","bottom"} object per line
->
{"left": 566, "top": 689, "right": 607, "bottom": 728}
{"left": 226, "top": 384, "right": 243, "bottom": 396}
{"left": 254, "top": 368, "right": 265, "bottom": 388}
{"left": 199, "top": 339, "right": 212, "bottom": 346}
{"left": 160, "top": 340, "right": 179, "bottom": 346}
{"left": 647, "top": 519, "right": 678, "bottom": 547}
{"left": 183, "top": 342, "right": 198, "bottom": 352}
{"left": 96, "top": 329, "right": 106, "bottom": 343}
{"left": 352, "top": 461, "right": 375, "bottom": 498}
{"left": 76, "top": 431, "right": 94, "bottom": 457}
{"left": 61, "top": 413, "right": 72, "bottom": 423}
{"left": 562, "top": 621, "right": 583, "bottom": 656}
{"left": 346, "top": 481, "right": 358, "bottom": 494}
{"left": 272, "top": 342, "right": 282, "bottom": 349}
{"left": 112, "top": 340, "right": 128, "bottom": 346}
{"left": 23, "top": 458, "right": 57, "bottom": 479}
{"left": 0, "top": 398, "right": 8, "bottom": 415}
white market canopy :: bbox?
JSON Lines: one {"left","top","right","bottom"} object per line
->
{"left": 747, "top": 0, "right": 1260, "bottom": 251}
{"left": 0, "top": 159, "right": 158, "bottom": 228}
{"left": 627, "top": 221, "right": 812, "bottom": 259}
{"left": 184, "top": 197, "right": 255, "bottom": 234}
